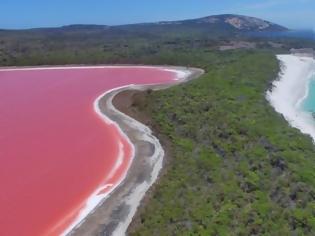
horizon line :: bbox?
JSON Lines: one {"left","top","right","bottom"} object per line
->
{"left": 0, "top": 13, "right": 299, "bottom": 31}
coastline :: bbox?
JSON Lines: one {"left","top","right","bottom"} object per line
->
{"left": 267, "top": 54, "right": 315, "bottom": 141}
{"left": 69, "top": 67, "right": 204, "bottom": 236}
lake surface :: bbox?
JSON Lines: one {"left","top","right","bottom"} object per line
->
{"left": 0, "top": 67, "right": 177, "bottom": 236}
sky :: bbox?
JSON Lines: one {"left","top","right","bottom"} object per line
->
{"left": 0, "top": 0, "right": 314, "bottom": 29}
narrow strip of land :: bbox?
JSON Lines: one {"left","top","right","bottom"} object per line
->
{"left": 70, "top": 67, "right": 204, "bottom": 236}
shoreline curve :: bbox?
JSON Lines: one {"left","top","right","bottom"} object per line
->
{"left": 68, "top": 67, "right": 204, "bottom": 236}
{"left": 267, "top": 54, "right": 315, "bottom": 141}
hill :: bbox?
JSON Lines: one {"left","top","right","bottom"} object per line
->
{"left": 0, "top": 14, "right": 291, "bottom": 66}
{"left": 1, "top": 14, "right": 288, "bottom": 35}
{"left": 114, "top": 14, "right": 287, "bottom": 38}
{"left": 155, "top": 14, "right": 287, "bottom": 32}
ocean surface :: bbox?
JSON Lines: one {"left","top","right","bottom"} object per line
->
{"left": 249, "top": 30, "right": 315, "bottom": 41}
{"left": 0, "top": 67, "right": 177, "bottom": 236}
{"left": 303, "top": 74, "right": 315, "bottom": 112}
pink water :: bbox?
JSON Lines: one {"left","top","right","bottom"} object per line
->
{"left": 0, "top": 67, "right": 177, "bottom": 236}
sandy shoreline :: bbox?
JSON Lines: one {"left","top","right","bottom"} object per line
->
{"left": 267, "top": 54, "right": 315, "bottom": 140}
{"left": 68, "top": 67, "right": 204, "bottom": 236}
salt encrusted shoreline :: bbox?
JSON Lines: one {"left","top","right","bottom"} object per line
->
{"left": 267, "top": 54, "right": 315, "bottom": 141}
{"left": 69, "top": 67, "right": 204, "bottom": 236}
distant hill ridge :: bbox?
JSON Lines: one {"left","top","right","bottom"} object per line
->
{"left": 0, "top": 14, "right": 294, "bottom": 67}
{"left": 2, "top": 14, "right": 288, "bottom": 32}
{"left": 155, "top": 14, "right": 288, "bottom": 32}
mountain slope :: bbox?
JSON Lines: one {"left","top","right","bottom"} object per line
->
{"left": 156, "top": 14, "right": 287, "bottom": 32}
{"left": 1, "top": 14, "right": 288, "bottom": 34}
{"left": 0, "top": 14, "right": 290, "bottom": 66}
{"left": 114, "top": 14, "right": 288, "bottom": 39}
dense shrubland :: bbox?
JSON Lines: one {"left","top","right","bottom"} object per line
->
{"left": 130, "top": 51, "right": 315, "bottom": 235}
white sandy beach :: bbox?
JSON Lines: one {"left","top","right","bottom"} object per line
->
{"left": 267, "top": 54, "right": 315, "bottom": 140}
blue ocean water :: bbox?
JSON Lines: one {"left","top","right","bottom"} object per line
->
{"left": 249, "top": 30, "right": 315, "bottom": 41}
{"left": 303, "top": 75, "right": 315, "bottom": 112}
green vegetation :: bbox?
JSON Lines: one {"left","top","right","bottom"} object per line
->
{"left": 0, "top": 19, "right": 314, "bottom": 67}
{"left": 129, "top": 51, "right": 315, "bottom": 235}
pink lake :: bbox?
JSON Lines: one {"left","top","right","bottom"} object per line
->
{"left": 0, "top": 66, "right": 177, "bottom": 236}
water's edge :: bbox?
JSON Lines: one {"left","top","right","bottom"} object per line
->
{"left": 68, "top": 67, "right": 204, "bottom": 236}
{"left": 267, "top": 54, "right": 315, "bottom": 141}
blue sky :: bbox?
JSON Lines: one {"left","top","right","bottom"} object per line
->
{"left": 0, "top": 0, "right": 314, "bottom": 29}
